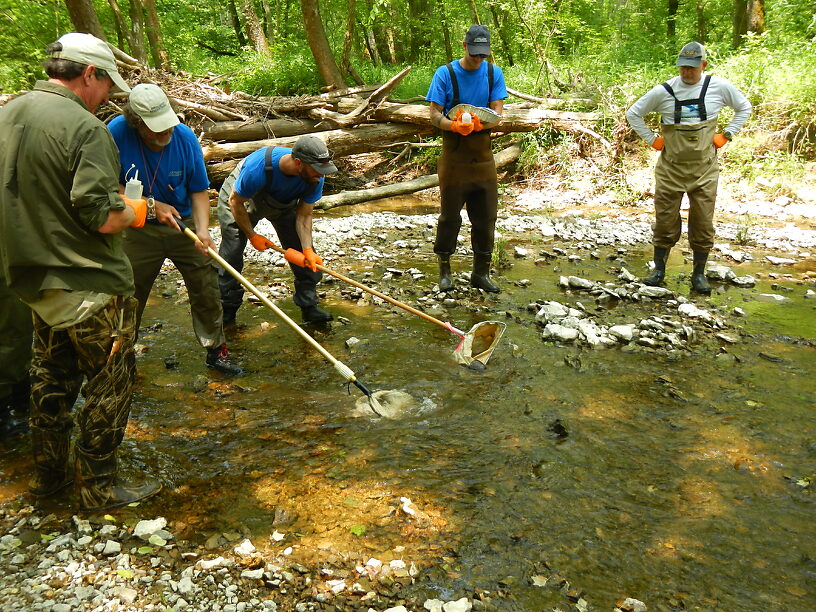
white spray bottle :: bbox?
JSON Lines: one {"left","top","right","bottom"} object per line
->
{"left": 124, "top": 164, "right": 143, "bottom": 200}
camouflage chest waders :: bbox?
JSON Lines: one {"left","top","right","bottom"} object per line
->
{"left": 28, "top": 296, "right": 140, "bottom": 506}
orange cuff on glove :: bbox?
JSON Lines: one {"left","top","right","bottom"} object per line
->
{"left": 303, "top": 247, "right": 323, "bottom": 272}
{"left": 651, "top": 136, "right": 665, "bottom": 151}
{"left": 249, "top": 234, "right": 276, "bottom": 251}
{"left": 122, "top": 196, "right": 147, "bottom": 228}
{"left": 284, "top": 248, "right": 306, "bottom": 267}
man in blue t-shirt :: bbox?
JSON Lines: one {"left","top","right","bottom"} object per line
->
{"left": 426, "top": 24, "right": 508, "bottom": 293}
{"left": 109, "top": 84, "right": 240, "bottom": 375}
{"left": 216, "top": 135, "right": 337, "bottom": 325}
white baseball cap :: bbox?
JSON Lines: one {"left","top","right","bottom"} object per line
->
{"left": 129, "top": 84, "right": 180, "bottom": 132}
{"left": 50, "top": 32, "right": 131, "bottom": 93}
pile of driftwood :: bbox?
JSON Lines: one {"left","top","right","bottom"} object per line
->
{"left": 8, "top": 49, "right": 605, "bottom": 210}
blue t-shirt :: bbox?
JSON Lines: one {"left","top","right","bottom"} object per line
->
{"left": 233, "top": 147, "right": 323, "bottom": 205}
{"left": 426, "top": 60, "right": 508, "bottom": 115}
{"left": 108, "top": 115, "right": 210, "bottom": 218}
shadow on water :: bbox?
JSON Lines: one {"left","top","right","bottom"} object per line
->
{"left": 2, "top": 217, "right": 814, "bottom": 610}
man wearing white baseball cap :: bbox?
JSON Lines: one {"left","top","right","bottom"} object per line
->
{"left": 0, "top": 34, "right": 162, "bottom": 511}
{"left": 49, "top": 32, "right": 131, "bottom": 94}
{"left": 108, "top": 84, "right": 242, "bottom": 375}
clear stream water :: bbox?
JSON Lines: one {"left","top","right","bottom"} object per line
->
{"left": 1, "top": 201, "right": 814, "bottom": 611}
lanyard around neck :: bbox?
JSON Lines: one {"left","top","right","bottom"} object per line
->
{"left": 138, "top": 140, "right": 165, "bottom": 197}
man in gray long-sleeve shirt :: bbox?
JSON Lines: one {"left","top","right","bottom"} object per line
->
{"left": 626, "top": 41, "right": 752, "bottom": 294}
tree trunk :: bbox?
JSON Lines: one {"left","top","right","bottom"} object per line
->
{"left": 466, "top": 0, "right": 480, "bottom": 24}
{"left": 64, "top": 0, "right": 106, "bottom": 39}
{"left": 301, "top": 0, "right": 347, "bottom": 88}
{"left": 360, "top": 20, "right": 381, "bottom": 65}
{"left": 227, "top": 0, "right": 247, "bottom": 47}
{"left": 696, "top": 0, "right": 707, "bottom": 42}
{"left": 340, "top": 0, "right": 357, "bottom": 77}
{"left": 261, "top": 0, "right": 273, "bottom": 38}
{"left": 667, "top": 0, "right": 679, "bottom": 41}
{"left": 143, "top": 0, "right": 170, "bottom": 68}
{"left": 438, "top": 0, "right": 453, "bottom": 62}
{"left": 489, "top": 4, "right": 514, "bottom": 66}
{"left": 407, "top": 0, "right": 431, "bottom": 60}
{"left": 733, "top": 0, "right": 764, "bottom": 47}
{"left": 748, "top": 0, "right": 765, "bottom": 34}
{"left": 240, "top": 0, "right": 272, "bottom": 57}
{"left": 107, "top": 0, "right": 126, "bottom": 49}
{"left": 127, "top": 0, "right": 148, "bottom": 64}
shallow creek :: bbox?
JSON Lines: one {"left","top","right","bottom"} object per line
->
{"left": 2, "top": 198, "right": 814, "bottom": 611}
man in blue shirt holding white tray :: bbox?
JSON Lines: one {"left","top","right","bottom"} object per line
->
{"left": 426, "top": 24, "right": 508, "bottom": 293}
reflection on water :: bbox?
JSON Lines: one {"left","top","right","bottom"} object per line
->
{"left": 2, "top": 233, "right": 814, "bottom": 610}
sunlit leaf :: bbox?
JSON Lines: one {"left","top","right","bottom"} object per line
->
{"left": 349, "top": 524, "right": 366, "bottom": 536}
{"left": 116, "top": 569, "right": 135, "bottom": 579}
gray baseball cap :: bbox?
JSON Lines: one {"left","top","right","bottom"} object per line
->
{"left": 292, "top": 135, "right": 337, "bottom": 175}
{"left": 676, "top": 41, "right": 707, "bottom": 67}
{"left": 465, "top": 25, "right": 491, "bottom": 56}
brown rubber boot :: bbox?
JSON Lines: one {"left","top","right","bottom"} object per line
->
{"left": 470, "top": 253, "right": 500, "bottom": 293}
{"left": 28, "top": 426, "right": 73, "bottom": 497}
{"left": 438, "top": 256, "right": 453, "bottom": 292}
{"left": 76, "top": 446, "right": 161, "bottom": 512}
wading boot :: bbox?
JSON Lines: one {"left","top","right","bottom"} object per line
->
{"left": 206, "top": 344, "right": 243, "bottom": 375}
{"left": 470, "top": 253, "right": 500, "bottom": 293}
{"left": 643, "top": 247, "right": 669, "bottom": 286}
{"left": 28, "top": 426, "right": 73, "bottom": 497}
{"left": 691, "top": 251, "right": 711, "bottom": 294}
{"left": 301, "top": 304, "right": 333, "bottom": 323}
{"left": 76, "top": 446, "right": 161, "bottom": 512}
{"left": 438, "top": 256, "right": 453, "bottom": 292}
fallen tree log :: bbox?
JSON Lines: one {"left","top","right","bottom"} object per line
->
{"left": 309, "top": 66, "right": 413, "bottom": 129}
{"left": 333, "top": 99, "right": 601, "bottom": 129}
{"left": 506, "top": 87, "right": 594, "bottom": 107}
{"left": 203, "top": 117, "right": 323, "bottom": 141}
{"left": 315, "top": 142, "right": 522, "bottom": 210}
{"left": 204, "top": 104, "right": 599, "bottom": 164}
{"left": 205, "top": 122, "right": 435, "bottom": 182}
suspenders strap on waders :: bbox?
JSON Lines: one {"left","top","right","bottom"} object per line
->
{"left": 661, "top": 75, "right": 711, "bottom": 124}
{"left": 446, "top": 61, "right": 494, "bottom": 110}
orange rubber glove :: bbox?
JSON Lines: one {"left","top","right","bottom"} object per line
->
{"left": 303, "top": 247, "right": 323, "bottom": 272}
{"left": 249, "top": 234, "right": 276, "bottom": 251}
{"left": 284, "top": 248, "right": 306, "bottom": 267}
{"left": 122, "top": 196, "right": 146, "bottom": 228}
{"left": 651, "top": 136, "right": 665, "bottom": 151}
{"left": 713, "top": 133, "right": 728, "bottom": 149}
{"left": 471, "top": 115, "right": 484, "bottom": 132}
{"left": 449, "top": 108, "right": 475, "bottom": 136}
{"left": 450, "top": 117, "right": 475, "bottom": 136}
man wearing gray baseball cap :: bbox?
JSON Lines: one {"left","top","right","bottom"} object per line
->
{"left": 0, "top": 33, "right": 161, "bottom": 511}
{"left": 626, "top": 41, "right": 752, "bottom": 294}
{"left": 217, "top": 135, "right": 337, "bottom": 325}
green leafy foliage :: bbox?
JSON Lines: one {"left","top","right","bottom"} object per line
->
{"left": 349, "top": 524, "right": 366, "bottom": 536}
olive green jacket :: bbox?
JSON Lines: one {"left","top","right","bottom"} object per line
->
{"left": 0, "top": 81, "right": 134, "bottom": 302}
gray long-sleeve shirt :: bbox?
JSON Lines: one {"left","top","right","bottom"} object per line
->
{"left": 626, "top": 73, "right": 752, "bottom": 146}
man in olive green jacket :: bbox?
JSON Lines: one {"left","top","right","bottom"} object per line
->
{"left": 0, "top": 33, "right": 160, "bottom": 511}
